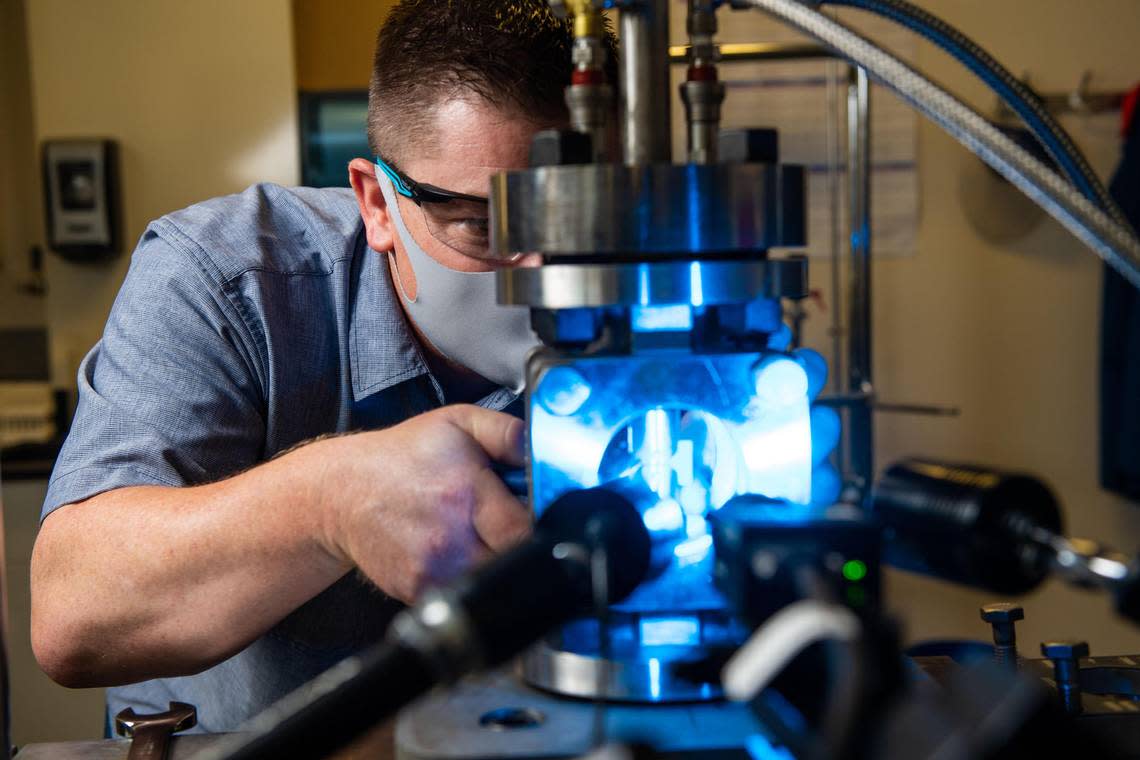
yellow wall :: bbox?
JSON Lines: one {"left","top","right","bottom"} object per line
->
{"left": 24, "top": 0, "right": 300, "bottom": 388}
{"left": 293, "top": 0, "right": 397, "bottom": 90}
{"left": 0, "top": 0, "right": 45, "bottom": 329}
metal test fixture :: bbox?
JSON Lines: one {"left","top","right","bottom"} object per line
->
{"left": 93, "top": 1, "right": 1140, "bottom": 758}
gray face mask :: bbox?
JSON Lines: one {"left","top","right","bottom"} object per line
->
{"left": 377, "top": 172, "right": 539, "bottom": 393}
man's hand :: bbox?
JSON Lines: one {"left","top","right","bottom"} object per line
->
{"left": 31, "top": 404, "right": 529, "bottom": 687}
{"left": 314, "top": 405, "right": 530, "bottom": 603}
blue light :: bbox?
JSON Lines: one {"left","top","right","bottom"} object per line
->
{"left": 642, "top": 499, "right": 685, "bottom": 533}
{"left": 685, "top": 514, "right": 709, "bottom": 539}
{"left": 745, "top": 735, "right": 796, "bottom": 760}
{"left": 753, "top": 357, "right": 809, "bottom": 407}
{"left": 537, "top": 366, "right": 592, "bottom": 417}
{"left": 673, "top": 533, "right": 713, "bottom": 563}
{"left": 648, "top": 657, "right": 662, "bottom": 700}
{"left": 640, "top": 616, "right": 701, "bottom": 646}
{"left": 632, "top": 304, "right": 693, "bottom": 332}
{"left": 689, "top": 262, "right": 705, "bottom": 307}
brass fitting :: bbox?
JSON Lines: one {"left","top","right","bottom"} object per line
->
{"left": 550, "top": 0, "right": 605, "bottom": 40}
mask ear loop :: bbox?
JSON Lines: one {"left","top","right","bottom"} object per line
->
{"left": 377, "top": 171, "right": 421, "bottom": 305}
{"left": 387, "top": 249, "right": 419, "bottom": 305}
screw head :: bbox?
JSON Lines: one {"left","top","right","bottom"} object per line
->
{"left": 980, "top": 602, "right": 1025, "bottom": 624}
{"left": 1041, "top": 640, "right": 1090, "bottom": 660}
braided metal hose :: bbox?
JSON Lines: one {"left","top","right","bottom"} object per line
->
{"left": 731, "top": 0, "right": 1140, "bottom": 290}
{"left": 824, "top": 0, "right": 1126, "bottom": 227}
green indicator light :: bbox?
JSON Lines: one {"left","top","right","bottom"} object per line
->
{"left": 842, "top": 559, "right": 868, "bottom": 582}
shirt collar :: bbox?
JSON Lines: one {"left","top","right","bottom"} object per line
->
{"left": 348, "top": 233, "right": 431, "bottom": 402}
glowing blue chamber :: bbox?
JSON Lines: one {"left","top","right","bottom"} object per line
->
{"left": 527, "top": 350, "right": 812, "bottom": 615}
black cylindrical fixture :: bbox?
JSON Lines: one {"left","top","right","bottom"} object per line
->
{"left": 212, "top": 639, "right": 434, "bottom": 760}
{"left": 871, "top": 460, "right": 1063, "bottom": 594}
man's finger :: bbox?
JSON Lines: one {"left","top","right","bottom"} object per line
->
{"left": 471, "top": 467, "right": 532, "bottom": 552}
{"left": 443, "top": 405, "right": 526, "bottom": 466}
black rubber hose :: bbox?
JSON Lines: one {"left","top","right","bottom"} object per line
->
{"left": 821, "top": 0, "right": 1128, "bottom": 227}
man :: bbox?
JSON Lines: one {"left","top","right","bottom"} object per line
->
{"left": 31, "top": 1, "right": 621, "bottom": 733}
{"left": 31, "top": 0, "right": 836, "bottom": 735}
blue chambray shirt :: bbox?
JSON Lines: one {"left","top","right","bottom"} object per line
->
{"left": 42, "top": 184, "right": 519, "bottom": 732}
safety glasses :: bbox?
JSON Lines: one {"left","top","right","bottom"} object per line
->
{"left": 374, "top": 156, "right": 489, "bottom": 206}
{"left": 374, "top": 156, "right": 493, "bottom": 260}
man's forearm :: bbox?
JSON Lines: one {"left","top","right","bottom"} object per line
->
{"left": 30, "top": 439, "right": 353, "bottom": 688}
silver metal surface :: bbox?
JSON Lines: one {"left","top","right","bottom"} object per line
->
{"left": 395, "top": 669, "right": 755, "bottom": 759}
{"left": 497, "top": 259, "right": 806, "bottom": 308}
{"left": 391, "top": 589, "right": 479, "bottom": 681}
{"left": 681, "top": 1, "right": 723, "bottom": 165}
{"left": 489, "top": 163, "right": 805, "bottom": 258}
{"left": 846, "top": 66, "right": 873, "bottom": 487}
{"left": 566, "top": 81, "right": 613, "bottom": 161}
{"left": 680, "top": 80, "right": 726, "bottom": 165}
{"left": 521, "top": 645, "right": 720, "bottom": 702}
{"left": 619, "top": 1, "right": 672, "bottom": 165}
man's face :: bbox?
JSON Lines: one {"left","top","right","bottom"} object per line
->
{"left": 350, "top": 97, "right": 552, "bottom": 299}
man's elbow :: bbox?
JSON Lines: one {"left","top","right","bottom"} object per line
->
{"left": 31, "top": 613, "right": 95, "bottom": 689}
{"left": 30, "top": 525, "right": 103, "bottom": 688}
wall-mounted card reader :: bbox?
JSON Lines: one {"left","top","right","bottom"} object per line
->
{"left": 42, "top": 139, "right": 121, "bottom": 261}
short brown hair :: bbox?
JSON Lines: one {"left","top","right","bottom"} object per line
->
{"left": 368, "top": 0, "right": 617, "bottom": 160}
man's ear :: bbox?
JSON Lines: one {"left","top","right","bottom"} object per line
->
{"left": 348, "top": 157, "right": 396, "bottom": 253}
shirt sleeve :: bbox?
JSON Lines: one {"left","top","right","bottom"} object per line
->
{"left": 42, "top": 228, "right": 267, "bottom": 520}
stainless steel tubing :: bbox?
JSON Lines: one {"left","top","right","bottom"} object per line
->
{"left": 846, "top": 66, "right": 873, "bottom": 485}
{"left": 619, "top": 0, "right": 672, "bottom": 165}
{"left": 731, "top": 0, "right": 1140, "bottom": 290}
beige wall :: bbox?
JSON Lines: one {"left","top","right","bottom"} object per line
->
{"left": 868, "top": 0, "right": 1140, "bottom": 657}
{"left": 0, "top": 0, "right": 45, "bottom": 330}
{"left": 713, "top": 1, "right": 1140, "bottom": 655}
{"left": 10, "top": 0, "right": 301, "bottom": 742}
{"left": 24, "top": 0, "right": 300, "bottom": 388}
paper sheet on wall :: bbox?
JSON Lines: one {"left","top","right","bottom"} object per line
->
{"left": 670, "top": 9, "right": 919, "bottom": 257}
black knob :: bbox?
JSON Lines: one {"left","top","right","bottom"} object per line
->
{"left": 1041, "top": 640, "right": 1089, "bottom": 716}
{"left": 980, "top": 602, "right": 1024, "bottom": 670}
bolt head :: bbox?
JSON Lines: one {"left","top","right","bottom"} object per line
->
{"left": 980, "top": 602, "right": 1025, "bottom": 624}
{"left": 1041, "top": 640, "right": 1090, "bottom": 660}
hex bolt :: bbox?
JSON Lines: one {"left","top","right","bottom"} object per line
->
{"left": 980, "top": 602, "right": 1024, "bottom": 670}
{"left": 1041, "top": 640, "right": 1089, "bottom": 716}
